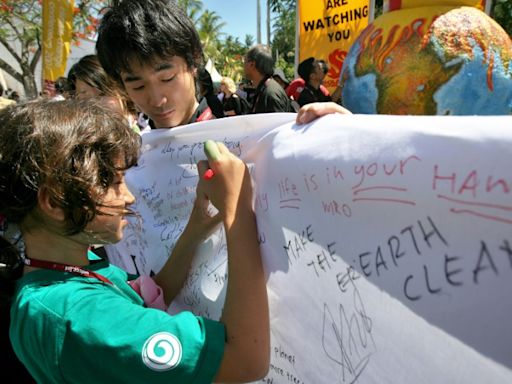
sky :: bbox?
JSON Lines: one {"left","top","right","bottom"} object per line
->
{"left": 201, "top": 0, "right": 271, "bottom": 44}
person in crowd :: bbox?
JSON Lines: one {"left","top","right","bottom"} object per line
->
{"left": 220, "top": 76, "right": 249, "bottom": 116}
{"left": 96, "top": 0, "right": 216, "bottom": 129}
{"left": 286, "top": 77, "right": 306, "bottom": 101}
{"left": 1, "top": 99, "right": 269, "bottom": 383}
{"left": 236, "top": 81, "right": 248, "bottom": 100}
{"left": 243, "top": 44, "right": 293, "bottom": 113}
{"left": 316, "top": 59, "right": 342, "bottom": 103}
{"left": 272, "top": 68, "right": 290, "bottom": 90}
{"left": 297, "top": 57, "right": 332, "bottom": 107}
{"left": 68, "top": 55, "right": 118, "bottom": 100}
{"left": 271, "top": 67, "right": 302, "bottom": 112}
{"left": 68, "top": 54, "right": 142, "bottom": 133}
{"left": 68, "top": 53, "right": 144, "bottom": 258}
{"left": 198, "top": 67, "right": 225, "bottom": 119}
{"left": 53, "top": 77, "right": 70, "bottom": 100}
{"left": 0, "top": 84, "right": 15, "bottom": 110}
{"left": 317, "top": 60, "right": 329, "bottom": 78}
{"left": 287, "top": 58, "right": 342, "bottom": 105}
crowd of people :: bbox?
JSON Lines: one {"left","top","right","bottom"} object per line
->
{"left": 1, "top": 36, "right": 343, "bottom": 124}
{"left": 0, "top": 0, "right": 350, "bottom": 382}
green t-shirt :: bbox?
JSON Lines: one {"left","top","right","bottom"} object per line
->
{"left": 9, "top": 253, "right": 225, "bottom": 383}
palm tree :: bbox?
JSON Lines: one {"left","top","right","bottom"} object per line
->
{"left": 268, "top": 0, "right": 295, "bottom": 13}
{"left": 270, "top": 0, "right": 296, "bottom": 76}
{"left": 198, "top": 10, "right": 226, "bottom": 61}
{"left": 176, "top": 0, "right": 204, "bottom": 23}
{"left": 267, "top": 0, "right": 296, "bottom": 49}
{"left": 244, "top": 34, "right": 255, "bottom": 49}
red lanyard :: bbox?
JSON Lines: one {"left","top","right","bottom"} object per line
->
{"left": 196, "top": 106, "right": 213, "bottom": 122}
{"left": 23, "top": 257, "right": 113, "bottom": 285}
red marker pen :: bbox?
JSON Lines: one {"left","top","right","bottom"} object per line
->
{"left": 203, "top": 168, "right": 215, "bottom": 180}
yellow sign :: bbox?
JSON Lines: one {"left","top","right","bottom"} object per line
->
{"left": 297, "top": 0, "right": 372, "bottom": 93}
{"left": 42, "top": 0, "right": 74, "bottom": 89}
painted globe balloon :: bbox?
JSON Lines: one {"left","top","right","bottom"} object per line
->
{"left": 340, "top": 6, "right": 512, "bottom": 115}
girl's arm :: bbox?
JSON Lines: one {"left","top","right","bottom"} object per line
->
{"left": 155, "top": 141, "right": 269, "bottom": 382}
{"left": 153, "top": 195, "right": 220, "bottom": 307}
{"left": 200, "top": 143, "right": 269, "bottom": 382}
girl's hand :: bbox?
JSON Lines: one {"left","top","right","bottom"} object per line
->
{"left": 197, "top": 140, "right": 252, "bottom": 226}
{"left": 296, "top": 102, "right": 352, "bottom": 125}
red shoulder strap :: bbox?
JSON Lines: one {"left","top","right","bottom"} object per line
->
{"left": 196, "top": 107, "right": 213, "bottom": 122}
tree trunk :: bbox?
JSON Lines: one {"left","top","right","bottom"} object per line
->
{"left": 266, "top": 0, "right": 271, "bottom": 47}
{"left": 257, "top": 0, "right": 261, "bottom": 44}
{"left": 0, "top": 45, "right": 39, "bottom": 99}
{"left": 21, "top": 65, "right": 38, "bottom": 99}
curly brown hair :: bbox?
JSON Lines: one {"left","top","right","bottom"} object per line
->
{"left": 0, "top": 99, "right": 140, "bottom": 236}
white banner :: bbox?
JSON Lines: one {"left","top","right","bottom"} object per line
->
{"left": 107, "top": 113, "right": 512, "bottom": 383}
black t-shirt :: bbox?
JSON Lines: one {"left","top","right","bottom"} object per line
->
{"left": 297, "top": 84, "right": 332, "bottom": 107}
{"left": 204, "top": 93, "right": 225, "bottom": 119}
{"left": 251, "top": 77, "right": 293, "bottom": 113}
{"left": 223, "top": 94, "right": 250, "bottom": 115}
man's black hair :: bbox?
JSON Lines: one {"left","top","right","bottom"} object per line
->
{"left": 245, "top": 45, "right": 275, "bottom": 77}
{"left": 298, "top": 57, "right": 315, "bottom": 81}
{"left": 96, "top": 0, "right": 204, "bottom": 85}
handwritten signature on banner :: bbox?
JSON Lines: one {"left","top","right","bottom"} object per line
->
{"left": 322, "top": 267, "right": 376, "bottom": 383}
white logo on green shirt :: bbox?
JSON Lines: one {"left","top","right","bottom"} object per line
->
{"left": 142, "top": 332, "right": 182, "bottom": 371}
